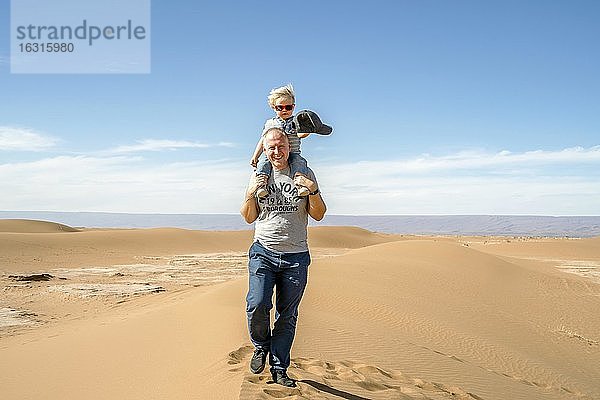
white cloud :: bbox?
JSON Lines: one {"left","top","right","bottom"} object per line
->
{"left": 324, "top": 146, "right": 600, "bottom": 175}
{"left": 108, "top": 139, "right": 235, "bottom": 154}
{"left": 0, "top": 145, "right": 598, "bottom": 215}
{"left": 313, "top": 146, "right": 600, "bottom": 215}
{"left": 0, "top": 155, "right": 250, "bottom": 213}
{"left": 0, "top": 126, "right": 58, "bottom": 151}
{"left": 316, "top": 173, "right": 600, "bottom": 215}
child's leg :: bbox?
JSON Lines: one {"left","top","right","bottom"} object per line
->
{"left": 255, "top": 153, "right": 271, "bottom": 198}
{"left": 288, "top": 153, "right": 309, "bottom": 177}
{"left": 255, "top": 153, "right": 272, "bottom": 178}
{"left": 288, "top": 153, "right": 310, "bottom": 196}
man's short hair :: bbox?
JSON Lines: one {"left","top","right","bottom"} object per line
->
{"left": 262, "top": 128, "right": 288, "bottom": 148}
{"left": 263, "top": 127, "right": 287, "bottom": 140}
{"left": 267, "top": 84, "right": 295, "bottom": 108}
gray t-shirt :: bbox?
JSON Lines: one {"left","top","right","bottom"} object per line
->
{"left": 253, "top": 166, "right": 317, "bottom": 253}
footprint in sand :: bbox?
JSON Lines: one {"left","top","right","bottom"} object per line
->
{"left": 227, "top": 345, "right": 254, "bottom": 372}
{"left": 228, "top": 346, "right": 484, "bottom": 399}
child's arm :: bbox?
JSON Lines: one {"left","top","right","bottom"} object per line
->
{"left": 250, "top": 137, "right": 264, "bottom": 167}
{"left": 297, "top": 132, "right": 311, "bottom": 139}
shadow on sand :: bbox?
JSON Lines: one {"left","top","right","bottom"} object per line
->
{"left": 299, "top": 379, "right": 372, "bottom": 400}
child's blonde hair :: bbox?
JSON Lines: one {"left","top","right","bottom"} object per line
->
{"left": 267, "top": 84, "right": 295, "bottom": 107}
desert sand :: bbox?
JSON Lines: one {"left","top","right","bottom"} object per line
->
{"left": 1, "top": 219, "right": 599, "bottom": 399}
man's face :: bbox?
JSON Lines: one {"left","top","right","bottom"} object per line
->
{"left": 264, "top": 131, "right": 290, "bottom": 170}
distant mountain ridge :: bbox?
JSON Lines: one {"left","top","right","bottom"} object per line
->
{"left": 1, "top": 211, "right": 599, "bottom": 237}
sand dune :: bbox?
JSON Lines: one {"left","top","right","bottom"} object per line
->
{"left": 467, "top": 236, "right": 600, "bottom": 260}
{"left": 1, "top": 222, "right": 599, "bottom": 399}
{"left": 0, "top": 280, "right": 249, "bottom": 399}
{"left": 0, "top": 219, "right": 80, "bottom": 233}
{"left": 297, "top": 240, "right": 600, "bottom": 399}
{"left": 307, "top": 226, "right": 402, "bottom": 249}
{"left": 0, "top": 223, "right": 397, "bottom": 273}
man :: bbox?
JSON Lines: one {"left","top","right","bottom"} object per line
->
{"left": 240, "top": 128, "right": 326, "bottom": 387}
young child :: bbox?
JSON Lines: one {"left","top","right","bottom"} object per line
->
{"left": 250, "top": 84, "right": 312, "bottom": 198}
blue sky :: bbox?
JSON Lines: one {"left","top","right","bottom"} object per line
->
{"left": 1, "top": 0, "right": 599, "bottom": 215}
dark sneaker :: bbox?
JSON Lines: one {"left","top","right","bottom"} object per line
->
{"left": 271, "top": 369, "right": 297, "bottom": 387}
{"left": 250, "top": 348, "right": 267, "bottom": 374}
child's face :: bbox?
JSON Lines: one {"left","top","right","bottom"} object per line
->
{"left": 272, "top": 97, "right": 295, "bottom": 119}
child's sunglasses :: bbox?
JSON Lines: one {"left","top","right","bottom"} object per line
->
{"left": 275, "top": 104, "right": 295, "bottom": 111}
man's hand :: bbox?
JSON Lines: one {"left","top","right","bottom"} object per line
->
{"left": 294, "top": 174, "right": 317, "bottom": 193}
{"left": 296, "top": 173, "right": 326, "bottom": 221}
{"left": 241, "top": 174, "right": 267, "bottom": 224}
{"left": 247, "top": 174, "right": 268, "bottom": 198}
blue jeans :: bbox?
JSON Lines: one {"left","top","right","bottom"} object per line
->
{"left": 246, "top": 241, "right": 310, "bottom": 371}
{"left": 256, "top": 152, "right": 309, "bottom": 178}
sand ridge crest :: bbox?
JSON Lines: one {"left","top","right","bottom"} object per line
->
{"left": 0, "top": 219, "right": 80, "bottom": 233}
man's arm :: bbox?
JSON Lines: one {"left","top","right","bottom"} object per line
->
{"left": 240, "top": 175, "right": 267, "bottom": 223}
{"left": 307, "top": 191, "right": 326, "bottom": 221}
{"left": 294, "top": 174, "right": 326, "bottom": 221}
